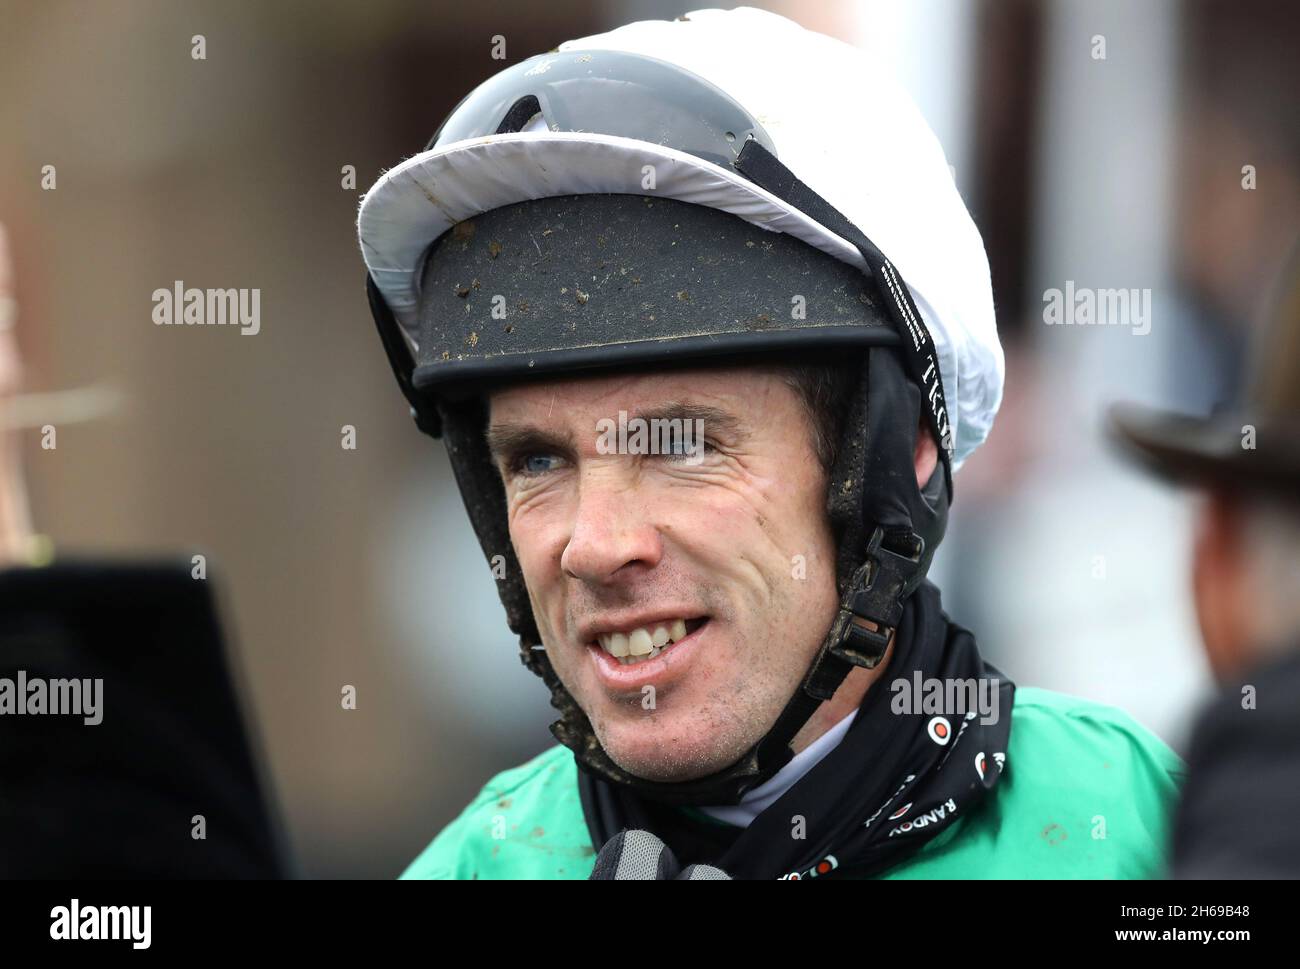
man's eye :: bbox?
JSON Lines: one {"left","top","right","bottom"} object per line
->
{"left": 662, "top": 437, "right": 715, "bottom": 461}
{"left": 513, "top": 452, "right": 564, "bottom": 477}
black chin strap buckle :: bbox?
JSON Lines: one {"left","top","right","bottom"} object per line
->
{"left": 830, "top": 526, "right": 924, "bottom": 669}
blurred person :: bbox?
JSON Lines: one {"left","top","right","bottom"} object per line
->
{"left": 361, "top": 8, "right": 1182, "bottom": 880}
{"left": 0, "top": 222, "right": 287, "bottom": 879}
{"left": 1112, "top": 244, "right": 1300, "bottom": 878}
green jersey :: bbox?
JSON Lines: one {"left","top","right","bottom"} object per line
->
{"left": 402, "top": 687, "right": 1184, "bottom": 880}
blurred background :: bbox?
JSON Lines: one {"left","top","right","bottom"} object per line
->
{"left": 0, "top": 0, "right": 1295, "bottom": 878}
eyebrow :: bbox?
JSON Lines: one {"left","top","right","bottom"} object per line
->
{"left": 484, "top": 423, "right": 576, "bottom": 465}
{"left": 633, "top": 402, "right": 747, "bottom": 441}
{"left": 485, "top": 401, "right": 747, "bottom": 463}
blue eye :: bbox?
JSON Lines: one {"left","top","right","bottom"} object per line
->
{"left": 518, "top": 453, "right": 562, "bottom": 476}
{"left": 663, "top": 436, "right": 714, "bottom": 461}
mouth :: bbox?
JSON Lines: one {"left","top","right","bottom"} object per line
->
{"left": 587, "top": 617, "right": 709, "bottom": 666}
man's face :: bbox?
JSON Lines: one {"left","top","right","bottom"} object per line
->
{"left": 487, "top": 365, "right": 840, "bottom": 783}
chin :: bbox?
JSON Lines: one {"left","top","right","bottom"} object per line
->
{"left": 594, "top": 714, "right": 750, "bottom": 785}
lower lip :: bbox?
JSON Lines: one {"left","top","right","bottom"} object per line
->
{"left": 587, "top": 620, "right": 710, "bottom": 690}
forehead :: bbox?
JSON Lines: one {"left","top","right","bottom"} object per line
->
{"left": 486, "top": 363, "right": 790, "bottom": 423}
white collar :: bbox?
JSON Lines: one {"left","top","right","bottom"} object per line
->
{"left": 695, "top": 709, "right": 859, "bottom": 828}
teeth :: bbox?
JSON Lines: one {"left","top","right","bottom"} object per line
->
{"left": 628, "top": 628, "right": 654, "bottom": 656}
{"left": 617, "top": 646, "right": 663, "bottom": 666}
{"left": 597, "top": 618, "right": 698, "bottom": 662}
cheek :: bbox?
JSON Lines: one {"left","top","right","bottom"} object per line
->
{"left": 737, "top": 468, "right": 838, "bottom": 619}
{"left": 505, "top": 495, "right": 573, "bottom": 606}
{"left": 705, "top": 460, "right": 830, "bottom": 560}
{"left": 659, "top": 485, "right": 766, "bottom": 563}
{"left": 667, "top": 476, "right": 828, "bottom": 609}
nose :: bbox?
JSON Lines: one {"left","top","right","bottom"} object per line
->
{"left": 560, "top": 466, "right": 663, "bottom": 585}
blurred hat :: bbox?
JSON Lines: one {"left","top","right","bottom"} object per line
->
{"left": 1109, "top": 243, "right": 1300, "bottom": 495}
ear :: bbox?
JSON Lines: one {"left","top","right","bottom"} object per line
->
{"left": 1192, "top": 490, "right": 1252, "bottom": 682}
{"left": 914, "top": 419, "right": 939, "bottom": 490}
